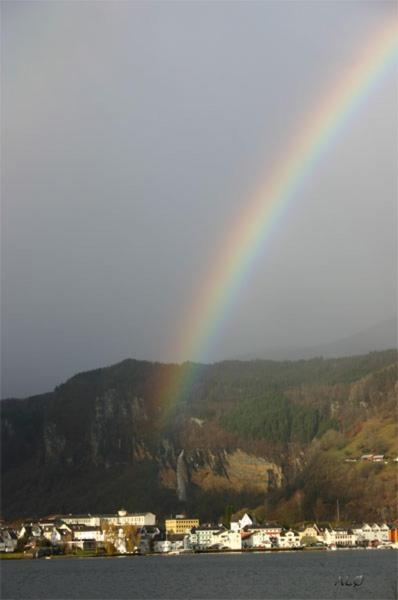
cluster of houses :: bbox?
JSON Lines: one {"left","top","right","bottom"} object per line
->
{"left": 1, "top": 510, "right": 397, "bottom": 555}
{"left": 0, "top": 510, "right": 158, "bottom": 555}
{"left": 344, "top": 454, "right": 398, "bottom": 464}
{"left": 178, "top": 514, "right": 397, "bottom": 552}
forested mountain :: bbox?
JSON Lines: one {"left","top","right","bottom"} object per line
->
{"left": 2, "top": 350, "right": 397, "bottom": 524}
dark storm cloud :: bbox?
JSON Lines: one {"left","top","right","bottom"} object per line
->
{"left": 1, "top": 1, "right": 396, "bottom": 396}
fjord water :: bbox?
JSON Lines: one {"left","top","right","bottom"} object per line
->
{"left": 2, "top": 551, "right": 397, "bottom": 600}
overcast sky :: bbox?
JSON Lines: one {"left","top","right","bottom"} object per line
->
{"left": 2, "top": 1, "right": 397, "bottom": 398}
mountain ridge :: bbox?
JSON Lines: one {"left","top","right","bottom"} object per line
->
{"left": 230, "top": 318, "right": 397, "bottom": 362}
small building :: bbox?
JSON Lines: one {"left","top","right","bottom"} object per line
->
{"left": 230, "top": 513, "right": 255, "bottom": 532}
{"left": 378, "top": 523, "right": 390, "bottom": 542}
{"left": 351, "top": 524, "right": 366, "bottom": 544}
{"left": 17, "top": 524, "right": 42, "bottom": 540}
{"left": 360, "top": 454, "right": 373, "bottom": 461}
{"left": 71, "top": 525, "right": 104, "bottom": 543}
{"left": 0, "top": 529, "right": 18, "bottom": 552}
{"left": 153, "top": 540, "right": 173, "bottom": 553}
{"left": 298, "top": 524, "right": 321, "bottom": 544}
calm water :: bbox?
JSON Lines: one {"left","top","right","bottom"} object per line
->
{"left": 1, "top": 550, "right": 397, "bottom": 600}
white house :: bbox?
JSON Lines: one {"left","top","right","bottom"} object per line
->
{"left": 153, "top": 540, "right": 173, "bottom": 553}
{"left": 335, "top": 528, "right": 356, "bottom": 547}
{"left": 371, "top": 523, "right": 381, "bottom": 538}
{"left": 242, "top": 530, "right": 272, "bottom": 549}
{"left": 378, "top": 523, "right": 391, "bottom": 542}
{"left": 360, "top": 454, "right": 373, "bottom": 461}
{"left": 254, "top": 523, "right": 283, "bottom": 537}
{"left": 212, "top": 529, "right": 241, "bottom": 550}
{"left": 278, "top": 530, "right": 301, "bottom": 549}
{"left": 322, "top": 527, "right": 356, "bottom": 547}
{"left": 372, "top": 455, "right": 384, "bottom": 462}
{"left": 351, "top": 524, "right": 366, "bottom": 543}
{"left": 40, "top": 525, "right": 66, "bottom": 545}
{"left": 352, "top": 523, "right": 389, "bottom": 544}
{"left": 230, "top": 513, "right": 254, "bottom": 531}
{"left": 0, "top": 529, "right": 18, "bottom": 552}
{"left": 361, "top": 523, "right": 373, "bottom": 542}
{"left": 17, "top": 524, "right": 42, "bottom": 540}
{"left": 189, "top": 525, "right": 226, "bottom": 550}
{"left": 71, "top": 525, "right": 104, "bottom": 543}
{"left": 0, "top": 534, "right": 9, "bottom": 553}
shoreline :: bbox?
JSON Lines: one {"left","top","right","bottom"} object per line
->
{"left": 2, "top": 545, "right": 396, "bottom": 560}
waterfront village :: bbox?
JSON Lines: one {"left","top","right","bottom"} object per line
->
{"left": 1, "top": 509, "right": 398, "bottom": 558}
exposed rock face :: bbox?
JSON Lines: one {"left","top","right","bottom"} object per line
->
{"left": 189, "top": 449, "right": 282, "bottom": 494}
{"left": 162, "top": 447, "right": 282, "bottom": 500}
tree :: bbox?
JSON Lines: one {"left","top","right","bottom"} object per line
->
{"left": 101, "top": 522, "right": 140, "bottom": 554}
{"left": 102, "top": 522, "right": 117, "bottom": 555}
{"left": 222, "top": 505, "right": 234, "bottom": 528}
{"left": 121, "top": 525, "right": 140, "bottom": 553}
{"left": 301, "top": 535, "right": 317, "bottom": 547}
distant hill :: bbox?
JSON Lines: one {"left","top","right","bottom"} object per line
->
{"left": 234, "top": 318, "right": 397, "bottom": 361}
{"left": 1, "top": 350, "right": 397, "bottom": 524}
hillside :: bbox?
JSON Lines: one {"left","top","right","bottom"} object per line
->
{"left": 1, "top": 350, "right": 397, "bottom": 523}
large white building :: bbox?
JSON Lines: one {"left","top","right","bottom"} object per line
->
{"left": 351, "top": 523, "right": 390, "bottom": 544}
{"left": 321, "top": 527, "right": 356, "bottom": 547}
{"left": 60, "top": 510, "right": 156, "bottom": 528}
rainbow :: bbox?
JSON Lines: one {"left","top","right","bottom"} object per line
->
{"left": 156, "top": 20, "right": 398, "bottom": 418}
